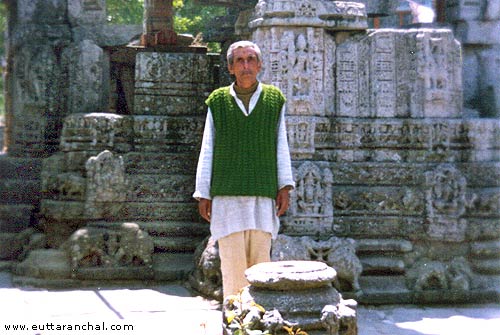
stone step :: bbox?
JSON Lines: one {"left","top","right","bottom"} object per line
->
{"left": 86, "top": 221, "right": 208, "bottom": 253}
{"left": 88, "top": 220, "right": 209, "bottom": 237}
{"left": 0, "top": 179, "right": 41, "bottom": 204}
{"left": 153, "top": 236, "right": 206, "bottom": 253}
{"left": 0, "top": 154, "right": 42, "bottom": 179}
{"left": 12, "top": 250, "right": 196, "bottom": 286}
{"left": 356, "top": 275, "right": 497, "bottom": 304}
{"left": 153, "top": 252, "right": 195, "bottom": 281}
{"left": 124, "top": 152, "right": 198, "bottom": 175}
{"left": 137, "top": 221, "right": 209, "bottom": 237}
{"left": 359, "top": 256, "right": 406, "bottom": 275}
{"left": 472, "top": 259, "right": 500, "bottom": 275}
{"left": 0, "top": 233, "right": 23, "bottom": 260}
{"left": 356, "top": 275, "right": 411, "bottom": 304}
{"left": 470, "top": 240, "right": 500, "bottom": 259}
{"left": 122, "top": 202, "right": 199, "bottom": 221}
{"left": 0, "top": 204, "right": 34, "bottom": 233}
{"left": 357, "top": 239, "right": 413, "bottom": 253}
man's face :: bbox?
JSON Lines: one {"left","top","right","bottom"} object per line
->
{"left": 228, "top": 47, "right": 262, "bottom": 88}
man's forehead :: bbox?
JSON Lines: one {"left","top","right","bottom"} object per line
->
{"left": 233, "top": 47, "right": 258, "bottom": 57}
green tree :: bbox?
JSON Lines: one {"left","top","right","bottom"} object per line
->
{"left": 106, "top": 0, "right": 224, "bottom": 50}
{"left": 0, "top": 1, "right": 6, "bottom": 120}
{"left": 106, "top": 0, "right": 144, "bottom": 24}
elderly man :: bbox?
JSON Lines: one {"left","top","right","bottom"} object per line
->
{"left": 193, "top": 41, "right": 295, "bottom": 299}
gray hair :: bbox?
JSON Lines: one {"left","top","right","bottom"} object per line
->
{"left": 226, "top": 41, "right": 262, "bottom": 65}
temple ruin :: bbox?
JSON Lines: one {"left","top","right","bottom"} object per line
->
{"left": 1, "top": 0, "right": 499, "bottom": 309}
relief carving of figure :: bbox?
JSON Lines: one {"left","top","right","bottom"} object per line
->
{"left": 425, "top": 164, "right": 466, "bottom": 217}
{"left": 291, "top": 34, "right": 310, "bottom": 98}
{"left": 297, "top": 167, "right": 323, "bottom": 215}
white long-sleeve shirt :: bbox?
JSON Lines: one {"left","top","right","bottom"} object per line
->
{"left": 193, "top": 82, "right": 295, "bottom": 241}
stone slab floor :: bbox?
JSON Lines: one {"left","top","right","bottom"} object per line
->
{"left": 1, "top": 271, "right": 499, "bottom": 335}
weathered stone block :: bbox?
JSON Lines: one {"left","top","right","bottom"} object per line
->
{"left": 332, "top": 186, "right": 424, "bottom": 216}
{"left": 15, "top": 249, "right": 71, "bottom": 279}
{"left": 332, "top": 216, "right": 425, "bottom": 239}
{"left": 446, "top": 0, "right": 483, "bottom": 21}
{"left": 40, "top": 200, "right": 86, "bottom": 221}
{"left": 63, "top": 40, "right": 108, "bottom": 115}
{"left": 72, "top": 24, "right": 142, "bottom": 47}
{"left": 248, "top": 0, "right": 368, "bottom": 31}
{"left": 467, "top": 218, "right": 500, "bottom": 240}
{"left": 124, "top": 152, "right": 198, "bottom": 175}
{"left": 127, "top": 175, "right": 195, "bottom": 203}
{"left": 15, "top": 249, "right": 72, "bottom": 279}
{"left": 334, "top": 29, "right": 462, "bottom": 118}
{"left": 9, "top": 44, "right": 64, "bottom": 157}
{"left": 121, "top": 202, "right": 199, "bottom": 222}
{"left": 0, "top": 156, "right": 42, "bottom": 179}
{"left": 0, "top": 204, "right": 34, "bottom": 233}
{"left": 16, "top": 0, "right": 67, "bottom": 24}
{"left": 60, "top": 113, "right": 133, "bottom": 152}
{"left": 64, "top": 222, "right": 154, "bottom": 280}
{"left": 477, "top": 49, "right": 500, "bottom": 117}
{"left": 485, "top": 1, "right": 500, "bottom": 20}
{"left": 0, "top": 179, "right": 41, "bottom": 204}
{"left": 68, "top": 0, "right": 106, "bottom": 26}
{"left": 134, "top": 53, "right": 218, "bottom": 116}
{"left": 455, "top": 20, "right": 500, "bottom": 45}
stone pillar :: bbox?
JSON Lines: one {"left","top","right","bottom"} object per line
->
{"left": 5, "top": 0, "right": 70, "bottom": 157}
{"left": 140, "top": 0, "right": 177, "bottom": 46}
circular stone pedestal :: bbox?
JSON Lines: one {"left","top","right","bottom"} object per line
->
{"left": 245, "top": 260, "right": 337, "bottom": 290}
{"left": 242, "top": 261, "right": 355, "bottom": 332}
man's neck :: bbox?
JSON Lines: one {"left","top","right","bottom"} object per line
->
{"left": 234, "top": 81, "right": 259, "bottom": 94}
{"left": 235, "top": 79, "right": 258, "bottom": 90}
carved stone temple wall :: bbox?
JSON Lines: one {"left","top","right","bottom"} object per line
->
{"left": 0, "top": 0, "right": 140, "bottom": 272}
{"left": 1, "top": 0, "right": 499, "bottom": 305}
{"left": 1, "top": 0, "right": 220, "bottom": 283}
{"left": 244, "top": 0, "right": 500, "bottom": 304}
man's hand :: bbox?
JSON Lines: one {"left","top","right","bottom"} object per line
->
{"left": 198, "top": 198, "right": 212, "bottom": 222}
{"left": 276, "top": 186, "right": 292, "bottom": 217}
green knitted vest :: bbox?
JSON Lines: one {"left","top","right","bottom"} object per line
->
{"left": 207, "top": 84, "right": 285, "bottom": 198}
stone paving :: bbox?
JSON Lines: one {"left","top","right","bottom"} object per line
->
{"left": 1, "top": 271, "right": 499, "bottom": 335}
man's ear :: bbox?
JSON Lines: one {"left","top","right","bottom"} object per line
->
{"left": 227, "top": 62, "right": 234, "bottom": 75}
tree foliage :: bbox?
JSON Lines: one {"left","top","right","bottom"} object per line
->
{"left": 0, "top": 1, "right": 6, "bottom": 59}
{"left": 106, "top": 0, "right": 225, "bottom": 37}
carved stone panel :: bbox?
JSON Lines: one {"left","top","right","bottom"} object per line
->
{"left": 284, "top": 162, "right": 333, "bottom": 235}
{"left": 416, "top": 30, "right": 463, "bottom": 117}
{"left": 424, "top": 164, "right": 468, "bottom": 242}
{"left": 249, "top": 0, "right": 367, "bottom": 30}
{"left": 134, "top": 53, "right": 218, "bottom": 116}
{"left": 85, "top": 150, "right": 127, "bottom": 219}
{"left": 60, "top": 113, "right": 133, "bottom": 153}
{"left": 64, "top": 222, "right": 154, "bottom": 280}
{"left": 335, "top": 29, "right": 462, "bottom": 118}
{"left": 254, "top": 27, "right": 335, "bottom": 117}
